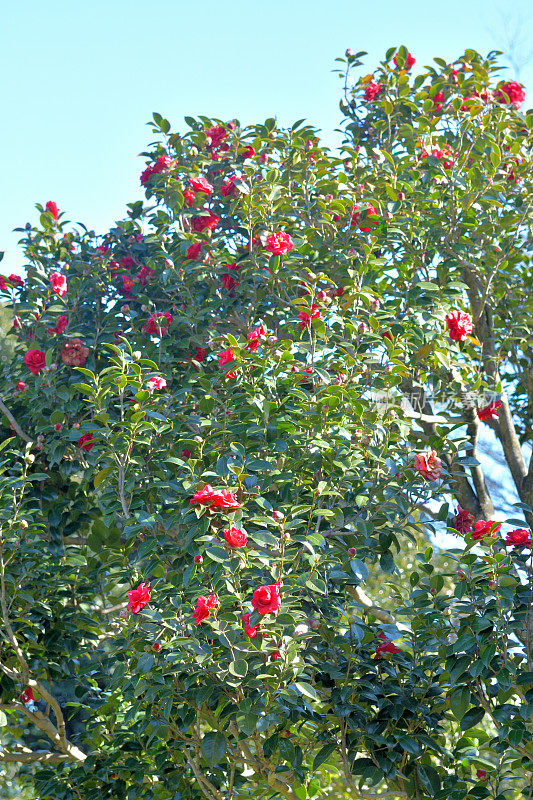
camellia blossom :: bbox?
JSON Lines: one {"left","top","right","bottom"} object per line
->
{"left": 242, "top": 145, "right": 255, "bottom": 158}
{"left": 477, "top": 401, "right": 502, "bottom": 421}
{"left": 218, "top": 348, "right": 237, "bottom": 378}
{"left": 413, "top": 449, "right": 443, "bottom": 481}
{"left": 191, "top": 212, "right": 219, "bottom": 233}
{"left": 61, "top": 338, "right": 89, "bottom": 367}
{"left": 16, "top": 381, "right": 28, "bottom": 392}
{"left": 137, "top": 265, "right": 154, "bottom": 286}
{"left": 471, "top": 520, "right": 502, "bottom": 541}
{"left": 45, "top": 201, "right": 59, "bottom": 220}
{"left": 189, "top": 175, "right": 214, "bottom": 194}
{"left": 194, "top": 346, "right": 206, "bottom": 362}
{"left": 142, "top": 311, "right": 173, "bottom": 336}
{"left": 494, "top": 81, "right": 526, "bottom": 108}
{"left": 24, "top": 349, "right": 46, "bottom": 375}
{"left": 393, "top": 51, "right": 415, "bottom": 70}
{"left": 241, "top": 613, "right": 260, "bottom": 639}
{"left": 246, "top": 325, "right": 266, "bottom": 351}
{"left": 205, "top": 125, "right": 227, "bottom": 149}
{"left": 192, "top": 594, "right": 218, "bottom": 625}
{"left": 446, "top": 309, "right": 473, "bottom": 341}
{"left": 120, "top": 275, "right": 134, "bottom": 297}
{"left": 221, "top": 273, "right": 238, "bottom": 291}
{"left": 221, "top": 175, "right": 238, "bottom": 197}
{"left": 374, "top": 632, "right": 401, "bottom": 659}
{"left": 140, "top": 155, "right": 174, "bottom": 185}
{"left": 49, "top": 271, "right": 67, "bottom": 297}
{"left": 48, "top": 314, "right": 68, "bottom": 335}
{"left": 364, "top": 82, "right": 383, "bottom": 102}
{"left": 251, "top": 582, "right": 282, "bottom": 616}
{"left": 127, "top": 582, "right": 151, "bottom": 614}
{"left": 223, "top": 526, "right": 248, "bottom": 548}
{"left": 297, "top": 304, "right": 322, "bottom": 329}
{"left": 8, "top": 274, "right": 23, "bottom": 288}
{"left": 78, "top": 433, "right": 95, "bottom": 452}
{"left": 454, "top": 507, "right": 474, "bottom": 535}
{"left": 186, "top": 242, "right": 202, "bottom": 260}
{"left": 146, "top": 376, "right": 167, "bottom": 391}
{"left": 505, "top": 528, "right": 531, "bottom": 548}
{"left": 421, "top": 146, "right": 454, "bottom": 170}
{"left": 350, "top": 204, "right": 379, "bottom": 232}
{"left": 182, "top": 189, "right": 196, "bottom": 207}
{"left": 265, "top": 231, "right": 294, "bottom": 255}
{"left": 190, "top": 484, "right": 241, "bottom": 510}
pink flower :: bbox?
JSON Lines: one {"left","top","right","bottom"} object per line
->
{"left": 120, "top": 275, "right": 134, "bottom": 297}
{"left": 194, "top": 347, "right": 206, "bottom": 362}
{"left": 24, "top": 349, "right": 46, "bottom": 375}
{"left": 364, "top": 82, "right": 383, "bottom": 102}
{"left": 49, "top": 271, "right": 67, "bottom": 297}
{"left": 189, "top": 175, "right": 214, "bottom": 194}
{"left": 221, "top": 273, "right": 238, "bottom": 291}
{"left": 137, "top": 265, "right": 154, "bottom": 286}
{"left": 16, "top": 381, "right": 28, "bottom": 392}
{"left": 221, "top": 176, "right": 238, "bottom": 197}
{"left": 265, "top": 232, "right": 294, "bottom": 255}
{"left": 477, "top": 401, "right": 502, "bottom": 421}
{"left": 78, "top": 433, "right": 95, "bottom": 452}
{"left": 142, "top": 312, "right": 173, "bottom": 336}
{"left": 297, "top": 304, "right": 322, "bottom": 329}
{"left": 246, "top": 325, "right": 266, "bottom": 351}
{"left": 374, "top": 633, "right": 401, "bottom": 659}
{"left": 505, "top": 528, "right": 531, "bottom": 548}
{"left": 140, "top": 155, "right": 174, "bottom": 185}
{"left": 432, "top": 90, "right": 445, "bottom": 112}
{"left": 242, "top": 145, "right": 255, "bottom": 158}
{"left": 251, "top": 582, "right": 282, "bottom": 616}
{"left": 218, "top": 348, "right": 237, "bottom": 378}
{"left": 61, "top": 338, "right": 89, "bottom": 367}
{"left": 120, "top": 256, "right": 135, "bottom": 269}
{"left": 223, "top": 526, "right": 248, "bottom": 548}
{"left": 205, "top": 125, "right": 227, "bottom": 149}
{"left": 191, "top": 212, "right": 219, "bottom": 233}
{"left": 351, "top": 204, "right": 379, "bottom": 232}
{"left": 241, "top": 613, "right": 260, "bottom": 639}
{"left": 393, "top": 51, "right": 415, "bottom": 70}
{"left": 446, "top": 309, "right": 473, "bottom": 341}
{"left": 186, "top": 242, "right": 202, "bottom": 260}
{"left": 183, "top": 189, "right": 196, "bottom": 207}
{"left": 472, "top": 520, "right": 502, "bottom": 541}
{"left": 190, "top": 484, "right": 241, "bottom": 510}
{"left": 45, "top": 201, "right": 59, "bottom": 220}
{"left": 494, "top": 81, "right": 525, "bottom": 107}
{"left": 146, "top": 376, "right": 167, "bottom": 391}
{"left": 127, "top": 582, "right": 151, "bottom": 614}
{"left": 192, "top": 594, "right": 218, "bottom": 625}
{"left": 48, "top": 314, "right": 68, "bottom": 335}
{"left": 454, "top": 507, "right": 474, "bottom": 535}
{"left": 413, "top": 449, "right": 442, "bottom": 481}
{"left": 8, "top": 274, "right": 23, "bottom": 288}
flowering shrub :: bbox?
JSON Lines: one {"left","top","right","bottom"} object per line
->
{"left": 0, "top": 45, "right": 532, "bottom": 800}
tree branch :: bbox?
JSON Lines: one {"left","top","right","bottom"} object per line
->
{"left": 0, "top": 399, "right": 32, "bottom": 442}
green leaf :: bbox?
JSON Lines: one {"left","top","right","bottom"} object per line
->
{"left": 293, "top": 682, "right": 317, "bottom": 700}
{"left": 460, "top": 707, "right": 485, "bottom": 730}
{"left": 201, "top": 732, "right": 227, "bottom": 765}
{"left": 312, "top": 743, "right": 336, "bottom": 769}
{"left": 228, "top": 659, "right": 248, "bottom": 677}
{"left": 449, "top": 687, "right": 470, "bottom": 720}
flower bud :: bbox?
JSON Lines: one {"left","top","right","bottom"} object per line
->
{"left": 54, "top": 423, "right": 63, "bottom": 432}
{"left": 132, "top": 351, "right": 142, "bottom": 360}
{"left": 194, "top": 555, "right": 203, "bottom": 564}
{"left": 73, "top": 422, "right": 80, "bottom": 429}
{"left": 272, "top": 510, "right": 285, "bottom": 521}
{"left": 348, "top": 547, "right": 357, "bottom": 556}
{"left": 152, "top": 643, "right": 162, "bottom": 652}
{"left": 25, "top": 454, "right": 35, "bottom": 464}
{"left": 18, "top": 520, "right": 29, "bottom": 530}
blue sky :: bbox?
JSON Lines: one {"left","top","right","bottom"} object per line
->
{"left": 1, "top": 0, "right": 532, "bottom": 276}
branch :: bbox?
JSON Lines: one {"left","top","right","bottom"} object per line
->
{"left": 346, "top": 586, "right": 403, "bottom": 626}
{"left": 0, "top": 747, "right": 78, "bottom": 764}
{"left": 0, "top": 398, "right": 32, "bottom": 442}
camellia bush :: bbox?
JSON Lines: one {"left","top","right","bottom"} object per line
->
{"left": 0, "top": 45, "right": 533, "bottom": 800}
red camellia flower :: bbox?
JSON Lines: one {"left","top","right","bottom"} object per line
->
{"left": 8, "top": 274, "right": 23, "bottom": 288}
{"left": 432, "top": 90, "right": 445, "bottom": 112}
{"left": 78, "top": 433, "right": 95, "bottom": 452}
{"left": 218, "top": 348, "right": 237, "bottom": 378}
{"left": 45, "top": 201, "right": 59, "bottom": 220}
{"left": 246, "top": 325, "right": 266, "bottom": 351}
{"left": 146, "top": 376, "right": 167, "bottom": 391}
{"left": 251, "top": 582, "right": 282, "bottom": 616}
{"left": 471, "top": 520, "right": 502, "bottom": 541}
{"left": 49, "top": 271, "right": 67, "bottom": 297}
{"left": 205, "top": 125, "right": 227, "bottom": 149}
{"left": 48, "top": 314, "right": 68, "bottom": 335}
{"left": 182, "top": 189, "right": 196, "bottom": 207}
{"left": 221, "top": 176, "right": 238, "bottom": 197}
{"left": 186, "top": 242, "right": 202, "bottom": 260}
{"left": 393, "top": 51, "right": 415, "bottom": 69}
{"left": 446, "top": 309, "right": 473, "bottom": 341}
{"left": 21, "top": 688, "right": 35, "bottom": 705}
{"left": 414, "top": 449, "right": 443, "bottom": 481}
{"left": 120, "top": 275, "right": 134, "bottom": 297}
{"left": 364, "top": 82, "right": 383, "bottom": 102}
{"left": 194, "top": 346, "right": 206, "bottom": 362}
{"left": 421, "top": 146, "right": 455, "bottom": 169}
{"left": 454, "top": 507, "right": 474, "bottom": 535}
{"left": 350, "top": 204, "right": 379, "bottom": 232}
{"left": 0, "top": 276, "right": 6, "bottom": 291}
{"left": 242, "top": 145, "right": 255, "bottom": 158}
{"left": 190, "top": 484, "right": 241, "bottom": 510}
{"left": 241, "top": 613, "right": 260, "bottom": 639}
{"left": 137, "top": 265, "right": 154, "bottom": 286}
{"left": 223, "top": 526, "right": 248, "bottom": 548}
{"left": 181, "top": 448, "right": 191, "bottom": 459}
{"left": 221, "top": 273, "right": 238, "bottom": 291}
{"left": 477, "top": 400, "right": 502, "bottom": 421}
{"left": 265, "top": 231, "right": 294, "bottom": 255}
{"left": 495, "top": 81, "right": 526, "bottom": 107}
{"left": 374, "top": 633, "right": 401, "bottom": 659}
{"left": 192, "top": 594, "right": 218, "bottom": 625}
{"left": 191, "top": 212, "right": 219, "bottom": 233}
{"left": 297, "top": 304, "right": 322, "bottom": 329}
{"left": 120, "top": 255, "right": 135, "bottom": 269}
{"left": 189, "top": 175, "right": 214, "bottom": 194}
{"left": 16, "top": 381, "right": 28, "bottom": 392}
{"left": 127, "top": 582, "right": 151, "bottom": 614}
{"left": 140, "top": 155, "right": 174, "bottom": 185}
{"left": 142, "top": 311, "right": 173, "bottom": 336}
{"left": 61, "top": 338, "right": 89, "bottom": 367}
{"left": 24, "top": 349, "right": 46, "bottom": 375}
{"left": 505, "top": 528, "right": 531, "bottom": 548}
{"left": 476, "top": 770, "right": 488, "bottom": 782}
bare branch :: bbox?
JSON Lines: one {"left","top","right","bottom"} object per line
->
{"left": 0, "top": 399, "right": 32, "bottom": 442}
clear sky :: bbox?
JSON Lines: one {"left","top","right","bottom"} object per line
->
{"left": 1, "top": 0, "right": 532, "bottom": 276}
